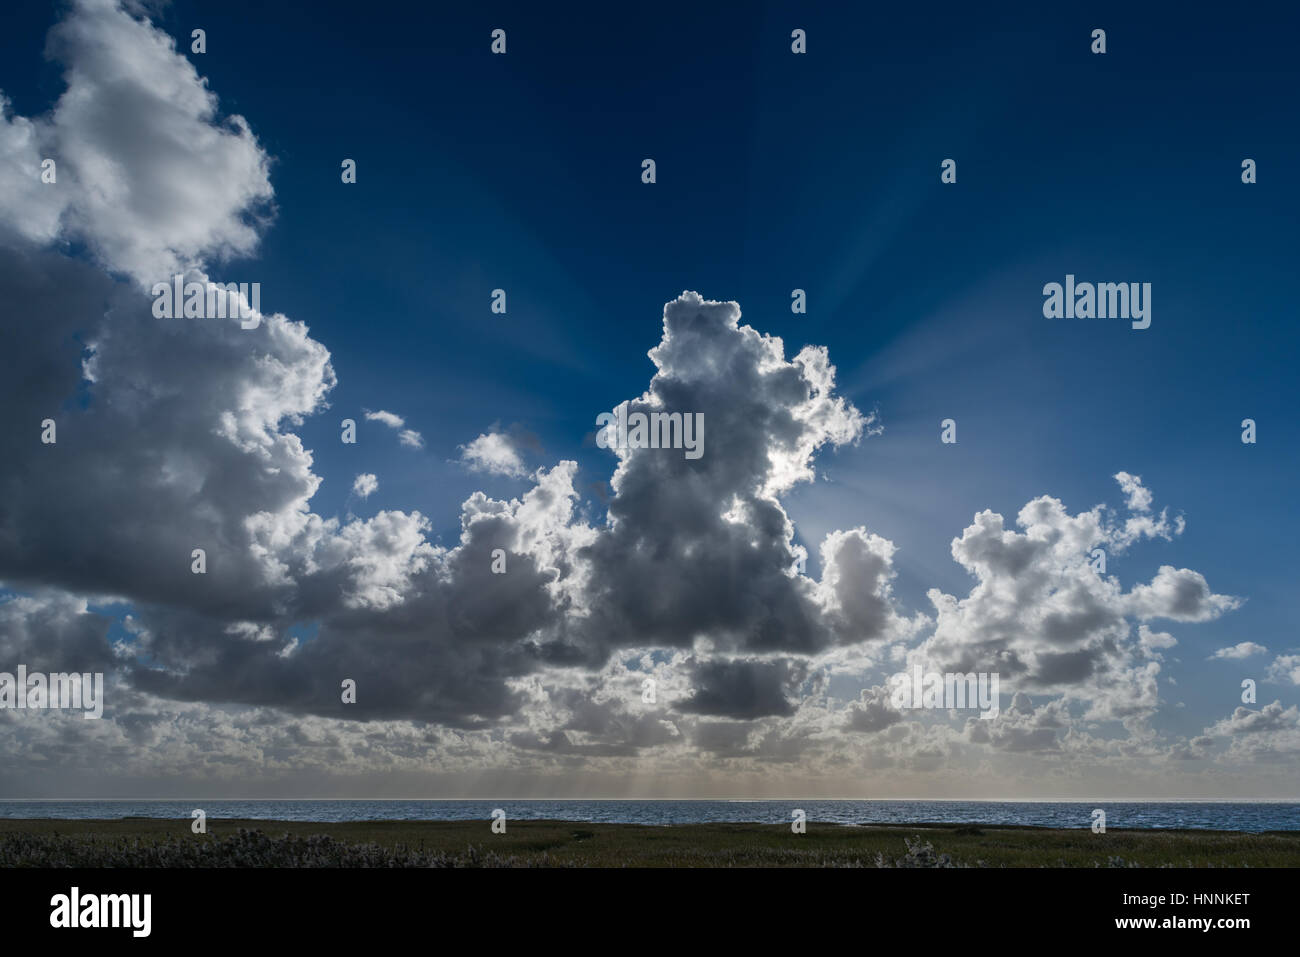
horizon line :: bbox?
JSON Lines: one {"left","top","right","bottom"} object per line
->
{"left": 2, "top": 797, "right": 1297, "bottom": 804}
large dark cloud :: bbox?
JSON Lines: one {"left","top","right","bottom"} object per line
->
{"left": 572, "top": 292, "right": 877, "bottom": 661}
{"left": 677, "top": 657, "right": 808, "bottom": 720}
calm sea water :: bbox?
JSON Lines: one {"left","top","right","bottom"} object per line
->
{"left": 0, "top": 800, "right": 1296, "bottom": 831}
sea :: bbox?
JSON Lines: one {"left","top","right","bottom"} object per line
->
{"left": 0, "top": 800, "right": 1296, "bottom": 831}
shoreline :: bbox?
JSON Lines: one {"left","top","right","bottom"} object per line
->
{"left": 3, "top": 815, "right": 1297, "bottom": 834}
{"left": 3, "top": 817, "right": 1298, "bottom": 867}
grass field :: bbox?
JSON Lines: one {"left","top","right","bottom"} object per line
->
{"left": 2, "top": 817, "right": 1299, "bottom": 867}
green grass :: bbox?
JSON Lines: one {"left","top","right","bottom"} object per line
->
{"left": 2, "top": 817, "right": 1298, "bottom": 867}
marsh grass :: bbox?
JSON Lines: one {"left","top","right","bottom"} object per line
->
{"left": 1, "top": 818, "right": 1296, "bottom": 868}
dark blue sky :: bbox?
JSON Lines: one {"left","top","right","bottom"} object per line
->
{"left": 3, "top": 0, "right": 1296, "bottom": 753}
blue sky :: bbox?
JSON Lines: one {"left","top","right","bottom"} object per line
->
{"left": 88, "top": 1, "right": 1293, "bottom": 595}
{"left": 0, "top": 0, "right": 1296, "bottom": 797}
